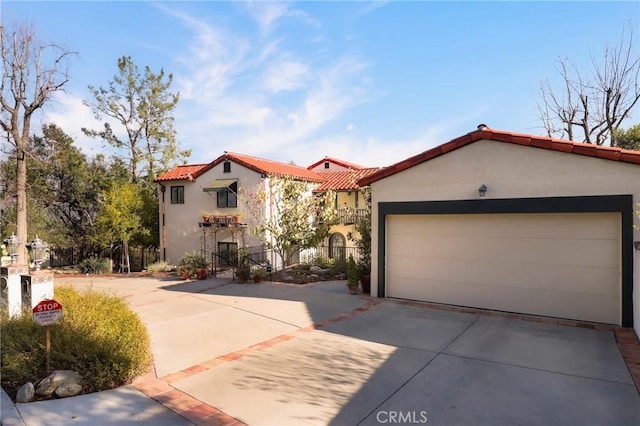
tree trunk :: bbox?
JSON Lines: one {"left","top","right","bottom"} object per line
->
{"left": 15, "top": 149, "right": 28, "bottom": 264}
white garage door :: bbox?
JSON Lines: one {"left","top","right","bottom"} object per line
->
{"left": 386, "top": 213, "right": 621, "bottom": 324}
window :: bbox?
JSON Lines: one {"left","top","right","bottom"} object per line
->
{"left": 223, "top": 161, "right": 231, "bottom": 173}
{"left": 329, "top": 233, "right": 346, "bottom": 260}
{"left": 170, "top": 186, "right": 184, "bottom": 204}
{"left": 324, "top": 162, "right": 330, "bottom": 169}
{"left": 217, "top": 181, "right": 238, "bottom": 207}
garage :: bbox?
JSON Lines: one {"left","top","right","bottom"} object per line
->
{"left": 386, "top": 212, "right": 621, "bottom": 324}
{"left": 358, "top": 127, "right": 640, "bottom": 329}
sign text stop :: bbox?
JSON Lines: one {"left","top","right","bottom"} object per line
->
{"left": 32, "top": 299, "right": 63, "bottom": 326}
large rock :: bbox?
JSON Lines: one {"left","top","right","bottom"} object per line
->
{"left": 309, "top": 266, "right": 322, "bottom": 273}
{"left": 55, "top": 382, "right": 83, "bottom": 398}
{"left": 35, "top": 370, "right": 83, "bottom": 397}
{"left": 16, "top": 382, "right": 34, "bottom": 403}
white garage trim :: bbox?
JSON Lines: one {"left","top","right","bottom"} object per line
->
{"left": 377, "top": 195, "right": 634, "bottom": 326}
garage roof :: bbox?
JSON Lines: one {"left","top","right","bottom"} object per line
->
{"left": 358, "top": 127, "right": 640, "bottom": 186}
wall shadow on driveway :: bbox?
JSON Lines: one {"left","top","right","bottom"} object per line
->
{"left": 151, "top": 278, "right": 640, "bottom": 425}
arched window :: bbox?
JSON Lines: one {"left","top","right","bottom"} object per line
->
{"left": 329, "top": 233, "right": 346, "bottom": 260}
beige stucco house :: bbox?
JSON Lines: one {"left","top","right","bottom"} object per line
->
{"left": 359, "top": 126, "right": 640, "bottom": 334}
{"left": 155, "top": 152, "right": 323, "bottom": 269}
{"left": 156, "top": 153, "right": 380, "bottom": 270}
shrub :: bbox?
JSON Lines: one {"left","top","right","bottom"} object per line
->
{"left": 347, "top": 255, "right": 359, "bottom": 287}
{"left": 178, "top": 251, "right": 208, "bottom": 269}
{"left": 0, "top": 286, "right": 151, "bottom": 400}
{"left": 146, "top": 261, "right": 173, "bottom": 273}
{"left": 330, "top": 257, "right": 348, "bottom": 274}
{"left": 78, "top": 257, "right": 111, "bottom": 274}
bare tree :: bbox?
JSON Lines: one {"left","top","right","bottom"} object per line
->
{"left": 538, "top": 27, "right": 639, "bottom": 145}
{"left": 0, "top": 23, "right": 75, "bottom": 263}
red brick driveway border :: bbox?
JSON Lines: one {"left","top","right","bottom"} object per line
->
{"left": 132, "top": 294, "right": 640, "bottom": 425}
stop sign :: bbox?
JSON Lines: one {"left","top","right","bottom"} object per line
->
{"left": 32, "top": 299, "right": 63, "bottom": 326}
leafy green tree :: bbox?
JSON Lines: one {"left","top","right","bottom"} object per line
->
{"left": 82, "top": 55, "right": 189, "bottom": 183}
{"left": 245, "top": 177, "right": 337, "bottom": 269}
{"left": 131, "top": 181, "right": 160, "bottom": 250}
{"left": 93, "top": 182, "right": 146, "bottom": 274}
{"left": 613, "top": 124, "right": 640, "bottom": 150}
{"left": 25, "top": 125, "right": 94, "bottom": 248}
{"left": 0, "top": 24, "right": 75, "bottom": 262}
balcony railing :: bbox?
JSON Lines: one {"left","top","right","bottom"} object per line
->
{"left": 336, "top": 208, "right": 368, "bottom": 225}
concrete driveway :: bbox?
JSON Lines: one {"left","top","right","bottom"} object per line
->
{"left": 35, "top": 275, "right": 640, "bottom": 425}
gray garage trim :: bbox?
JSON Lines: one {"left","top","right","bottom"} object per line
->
{"left": 377, "top": 195, "right": 634, "bottom": 327}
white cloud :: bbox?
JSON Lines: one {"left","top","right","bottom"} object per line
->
{"left": 263, "top": 61, "right": 310, "bottom": 93}
{"left": 42, "top": 92, "right": 115, "bottom": 157}
{"left": 244, "top": 1, "right": 321, "bottom": 36}
{"left": 162, "top": 4, "right": 374, "bottom": 164}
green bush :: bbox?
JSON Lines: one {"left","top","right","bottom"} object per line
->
{"left": 178, "top": 251, "right": 208, "bottom": 269}
{"left": 331, "top": 257, "right": 348, "bottom": 274}
{"left": 0, "top": 286, "right": 151, "bottom": 400}
{"left": 347, "top": 255, "right": 359, "bottom": 287}
{"left": 146, "top": 261, "right": 173, "bottom": 273}
{"left": 78, "top": 257, "right": 111, "bottom": 274}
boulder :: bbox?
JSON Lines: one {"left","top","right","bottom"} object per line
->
{"left": 16, "top": 382, "right": 34, "bottom": 403}
{"left": 36, "top": 370, "right": 83, "bottom": 397}
{"left": 55, "top": 382, "right": 83, "bottom": 398}
{"left": 309, "top": 266, "right": 322, "bottom": 273}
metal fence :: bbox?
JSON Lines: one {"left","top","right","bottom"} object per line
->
{"left": 299, "top": 245, "right": 361, "bottom": 264}
{"left": 49, "top": 246, "right": 160, "bottom": 272}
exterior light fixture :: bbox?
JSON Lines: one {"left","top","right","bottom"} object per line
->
{"left": 478, "top": 184, "right": 488, "bottom": 197}
{"left": 26, "top": 236, "right": 48, "bottom": 272}
{"left": 3, "top": 234, "right": 21, "bottom": 265}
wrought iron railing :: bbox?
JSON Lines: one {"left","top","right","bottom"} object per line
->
{"left": 300, "top": 245, "right": 361, "bottom": 264}
{"left": 336, "top": 208, "right": 368, "bottom": 224}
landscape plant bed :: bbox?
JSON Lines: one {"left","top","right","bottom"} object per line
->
{"left": 267, "top": 265, "right": 346, "bottom": 284}
{"left": 1, "top": 286, "right": 151, "bottom": 402}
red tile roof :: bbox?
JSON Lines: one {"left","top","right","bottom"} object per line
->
{"left": 307, "top": 156, "right": 366, "bottom": 171}
{"left": 313, "top": 168, "right": 381, "bottom": 192}
{"left": 358, "top": 127, "right": 640, "bottom": 186}
{"left": 156, "top": 153, "right": 325, "bottom": 183}
{"left": 222, "top": 152, "right": 325, "bottom": 182}
{"left": 154, "top": 164, "right": 211, "bottom": 182}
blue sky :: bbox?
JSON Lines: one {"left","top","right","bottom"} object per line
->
{"left": 2, "top": 1, "right": 638, "bottom": 168}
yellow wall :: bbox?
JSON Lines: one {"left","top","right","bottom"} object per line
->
{"left": 335, "top": 191, "right": 361, "bottom": 209}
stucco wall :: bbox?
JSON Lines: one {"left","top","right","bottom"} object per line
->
{"left": 370, "top": 139, "right": 640, "bottom": 332}
{"left": 159, "top": 162, "right": 266, "bottom": 264}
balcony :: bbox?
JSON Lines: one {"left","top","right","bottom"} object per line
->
{"left": 336, "top": 208, "right": 368, "bottom": 225}
{"left": 200, "top": 214, "right": 243, "bottom": 227}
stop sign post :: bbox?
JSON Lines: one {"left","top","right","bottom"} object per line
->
{"left": 32, "top": 299, "right": 63, "bottom": 373}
